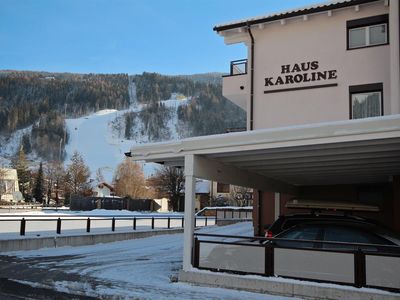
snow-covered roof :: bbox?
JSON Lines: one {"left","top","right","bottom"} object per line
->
{"left": 214, "top": 0, "right": 380, "bottom": 32}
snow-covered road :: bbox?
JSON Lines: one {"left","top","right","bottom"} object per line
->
{"left": 1, "top": 222, "right": 298, "bottom": 299}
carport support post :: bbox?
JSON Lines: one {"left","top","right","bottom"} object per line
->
{"left": 183, "top": 154, "right": 196, "bottom": 271}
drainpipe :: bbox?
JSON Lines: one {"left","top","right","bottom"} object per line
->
{"left": 247, "top": 22, "right": 255, "bottom": 131}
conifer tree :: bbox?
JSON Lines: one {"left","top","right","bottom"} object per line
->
{"left": 12, "top": 147, "right": 31, "bottom": 200}
{"left": 33, "top": 162, "right": 44, "bottom": 203}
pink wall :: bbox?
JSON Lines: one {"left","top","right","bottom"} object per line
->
{"left": 245, "top": 2, "right": 390, "bottom": 130}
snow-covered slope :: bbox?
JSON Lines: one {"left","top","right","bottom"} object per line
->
{"left": 0, "top": 126, "right": 33, "bottom": 166}
{"left": 65, "top": 109, "right": 130, "bottom": 182}
{"left": 64, "top": 94, "right": 190, "bottom": 182}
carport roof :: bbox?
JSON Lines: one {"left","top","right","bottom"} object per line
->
{"left": 129, "top": 115, "right": 400, "bottom": 186}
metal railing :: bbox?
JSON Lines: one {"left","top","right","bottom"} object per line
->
{"left": 0, "top": 215, "right": 215, "bottom": 236}
{"left": 193, "top": 233, "right": 400, "bottom": 293}
{"left": 227, "top": 59, "right": 248, "bottom": 76}
{"left": 196, "top": 207, "right": 252, "bottom": 221}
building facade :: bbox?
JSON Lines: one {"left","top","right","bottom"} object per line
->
{"left": 0, "top": 168, "right": 20, "bottom": 202}
{"left": 220, "top": 0, "right": 398, "bottom": 130}
{"left": 128, "top": 0, "right": 400, "bottom": 296}
{"left": 215, "top": 0, "right": 400, "bottom": 235}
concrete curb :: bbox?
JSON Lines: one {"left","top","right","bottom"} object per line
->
{"left": 0, "top": 228, "right": 183, "bottom": 252}
{"left": 179, "top": 270, "right": 400, "bottom": 300}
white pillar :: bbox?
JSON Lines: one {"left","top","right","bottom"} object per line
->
{"left": 183, "top": 154, "right": 196, "bottom": 271}
{"left": 274, "top": 192, "right": 280, "bottom": 221}
{"left": 390, "top": 0, "right": 400, "bottom": 114}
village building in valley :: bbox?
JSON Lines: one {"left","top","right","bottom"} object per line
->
{"left": 128, "top": 0, "right": 400, "bottom": 298}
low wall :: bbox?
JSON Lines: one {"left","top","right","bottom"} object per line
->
{"left": 179, "top": 270, "right": 400, "bottom": 300}
{"left": 0, "top": 228, "right": 183, "bottom": 252}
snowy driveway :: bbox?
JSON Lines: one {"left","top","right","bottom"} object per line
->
{"left": 0, "top": 222, "right": 298, "bottom": 299}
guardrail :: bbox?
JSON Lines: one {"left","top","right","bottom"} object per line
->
{"left": 193, "top": 233, "right": 400, "bottom": 293}
{"left": 0, "top": 215, "right": 215, "bottom": 236}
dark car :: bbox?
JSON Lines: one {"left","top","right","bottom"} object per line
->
{"left": 269, "top": 220, "right": 400, "bottom": 253}
{"left": 264, "top": 213, "right": 375, "bottom": 237}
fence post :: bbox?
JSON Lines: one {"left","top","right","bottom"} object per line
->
{"left": 181, "top": 217, "right": 184, "bottom": 228}
{"left": 20, "top": 218, "right": 26, "bottom": 236}
{"left": 167, "top": 217, "right": 170, "bottom": 229}
{"left": 239, "top": 210, "right": 242, "bottom": 219}
{"left": 86, "top": 218, "right": 91, "bottom": 233}
{"left": 151, "top": 217, "right": 154, "bottom": 229}
{"left": 264, "top": 243, "right": 274, "bottom": 277}
{"left": 133, "top": 217, "right": 136, "bottom": 230}
{"left": 112, "top": 217, "right": 115, "bottom": 232}
{"left": 192, "top": 237, "right": 200, "bottom": 268}
{"left": 205, "top": 217, "right": 207, "bottom": 227}
{"left": 194, "top": 217, "right": 197, "bottom": 228}
{"left": 56, "top": 218, "right": 61, "bottom": 234}
{"left": 354, "top": 248, "right": 366, "bottom": 288}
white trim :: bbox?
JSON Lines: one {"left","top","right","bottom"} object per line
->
{"left": 129, "top": 115, "right": 400, "bottom": 161}
{"left": 183, "top": 155, "right": 196, "bottom": 271}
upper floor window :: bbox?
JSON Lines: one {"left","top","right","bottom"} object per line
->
{"left": 347, "top": 14, "right": 388, "bottom": 49}
{"left": 350, "top": 83, "right": 383, "bottom": 119}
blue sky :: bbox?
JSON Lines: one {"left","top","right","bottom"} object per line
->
{"left": 0, "top": 0, "right": 322, "bottom": 75}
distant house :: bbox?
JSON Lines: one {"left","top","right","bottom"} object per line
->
{"left": 0, "top": 168, "right": 21, "bottom": 202}
{"left": 195, "top": 179, "right": 210, "bottom": 211}
{"left": 93, "top": 182, "right": 115, "bottom": 197}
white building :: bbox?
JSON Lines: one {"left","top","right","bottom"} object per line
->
{"left": 0, "top": 168, "right": 21, "bottom": 202}
{"left": 128, "top": 0, "right": 400, "bottom": 298}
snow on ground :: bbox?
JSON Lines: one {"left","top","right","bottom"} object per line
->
{"left": 0, "top": 209, "right": 194, "bottom": 239}
{"left": 3, "top": 222, "right": 298, "bottom": 299}
{"left": 3, "top": 208, "right": 183, "bottom": 217}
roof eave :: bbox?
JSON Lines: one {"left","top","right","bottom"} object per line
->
{"left": 213, "top": 0, "right": 381, "bottom": 32}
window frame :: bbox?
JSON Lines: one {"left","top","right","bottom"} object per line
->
{"left": 349, "top": 83, "right": 384, "bottom": 120}
{"left": 347, "top": 14, "right": 389, "bottom": 50}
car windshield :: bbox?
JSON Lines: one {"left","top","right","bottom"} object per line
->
{"left": 278, "top": 226, "right": 320, "bottom": 240}
{"left": 323, "top": 226, "right": 392, "bottom": 245}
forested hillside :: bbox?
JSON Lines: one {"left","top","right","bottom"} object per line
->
{"left": 131, "top": 72, "right": 245, "bottom": 137}
{"left": 0, "top": 70, "right": 245, "bottom": 164}
{"left": 0, "top": 71, "right": 130, "bottom": 133}
{"left": 0, "top": 71, "right": 130, "bottom": 160}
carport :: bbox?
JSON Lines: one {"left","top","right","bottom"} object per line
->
{"left": 129, "top": 115, "right": 400, "bottom": 294}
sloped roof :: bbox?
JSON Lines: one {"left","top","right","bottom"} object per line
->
{"left": 213, "top": 0, "right": 380, "bottom": 32}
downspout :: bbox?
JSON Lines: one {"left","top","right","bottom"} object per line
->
{"left": 247, "top": 22, "right": 255, "bottom": 131}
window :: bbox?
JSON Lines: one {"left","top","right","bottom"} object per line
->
{"left": 347, "top": 14, "right": 388, "bottom": 49}
{"left": 217, "top": 183, "right": 230, "bottom": 193}
{"left": 349, "top": 83, "right": 383, "bottom": 119}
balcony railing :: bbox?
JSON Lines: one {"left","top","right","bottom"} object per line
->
{"left": 225, "top": 59, "right": 248, "bottom": 76}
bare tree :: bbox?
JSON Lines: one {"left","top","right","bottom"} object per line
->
{"left": 148, "top": 166, "right": 184, "bottom": 211}
{"left": 45, "top": 161, "right": 66, "bottom": 205}
{"left": 113, "top": 158, "right": 148, "bottom": 198}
